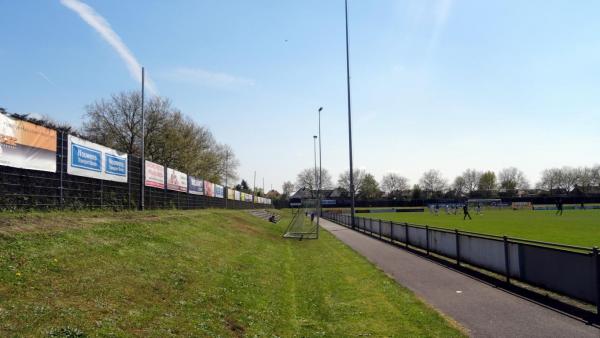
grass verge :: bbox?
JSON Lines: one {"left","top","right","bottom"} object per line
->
{"left": 0, "top": 209, "right": 463, "bottom": 337}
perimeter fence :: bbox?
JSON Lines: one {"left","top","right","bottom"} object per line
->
{"left": 0, "top": 130, "right": 270, "bottom": 211}
{"left": 323, "top": 211, "right": 600, "bottom": 318}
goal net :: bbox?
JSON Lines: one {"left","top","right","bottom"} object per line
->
{"left": 283, "top": 199, "right": 319, "bottom": 240}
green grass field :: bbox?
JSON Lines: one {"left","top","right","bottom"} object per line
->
{"left": 0, "top": 209, "right": 463, "bottom": 337}
{"left": 355, "top": 208, "right": 600, "bottom": 247}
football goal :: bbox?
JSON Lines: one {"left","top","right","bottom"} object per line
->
{"left": 283, "top": 199, "right": 319, "bottom": 240}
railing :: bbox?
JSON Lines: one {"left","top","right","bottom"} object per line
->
{"left": 323, "top": 211, "right": 600, "bottom": 318}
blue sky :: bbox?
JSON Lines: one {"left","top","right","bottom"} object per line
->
{"left": 1, "top": 1, "right": 600, "bottom": 191}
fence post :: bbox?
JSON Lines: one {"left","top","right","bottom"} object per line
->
{"left": 503, "top": 236, "right": 510, "bottom": 283}
{"left": 390, "top": 221, "right": 394, "bottom": 243}
{"left": 455, "top": 229, "right": 461, "bottom": 265}
{"left": 405, "top": 223, "right": 409, "bottom": 248}
{"left": 100, "top": 179, "right": 103, "bottom": 209}
{"left": 593, "top": 246, "right": 599, "bottom": 321}
{"left": 59, "top": 131, "right": 64, "bottom": 208}
{"left": 378, "top": 219, "right": 382, "bottom": 239}
{"left": 426, "top": 225, "right": 430, "bottom": 255}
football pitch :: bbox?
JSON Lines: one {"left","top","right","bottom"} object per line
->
{"left": 355, "top": 208, "right": 600, "bottom": 248}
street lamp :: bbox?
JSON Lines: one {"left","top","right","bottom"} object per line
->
{"left": 344, "top": 0, "right": 356, "bottom": 227}
{"left": 317, "top": 107, "right": 323, "bottom": 232}
{"left": 313, "top": 135, "right": 318, "bottom": 196}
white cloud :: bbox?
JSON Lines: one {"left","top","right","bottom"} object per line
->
{"left": 37, "top": 72, "right": 56, "bottom": 87}
{"left": 163, "top": 67, "right": 255, "bottom": 89}
{"left": 60, "top": 0, "right": 157, "bottom": 95}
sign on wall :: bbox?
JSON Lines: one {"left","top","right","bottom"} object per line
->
{"left": 68, "top": 135, "right": 127, "bottom": 182}
{"left": 145, "top": 160, "right": 164, "bottom": 189}
{"left": 166, "top": 168, "right": 187, "bottom": 192}
{"left": 188, "top": 176, "right": 204, "bottom": 195}
{"left": 227, "top": 188, "right": 235, "bottom": 200}
{"left": 235, "top": 191, "right": 241, "bottom": 201}
{"left": 204, "top": 181, "right": 214, "bottom": 197}
{"left": 0, "top": 114, "right": 57, "bottom": 172}
{"left": 214, "top": 184, "right": 224, "bottom": 198}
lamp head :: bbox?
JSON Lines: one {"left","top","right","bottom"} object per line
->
{"left": 318, "top": 107, "right": 323, "bottom": 112}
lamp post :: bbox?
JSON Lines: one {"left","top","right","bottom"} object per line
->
{"left": 317, "top": 107, "right": 323, "bottom": 230}
{"left": 344, "top": 0, "right": 356, "bottom": 227}
{"left": 313, "top": 135, "right": 318, "bottom": 200}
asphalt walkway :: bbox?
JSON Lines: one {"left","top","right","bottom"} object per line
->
{"left": 320, "top": 218, "right": 599, "bottom": 337}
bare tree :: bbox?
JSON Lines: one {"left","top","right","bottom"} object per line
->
{"left": 381, "top": 173, "right": 409, "bottom": 194}
{"left": 461, "top": 169, "right": 482, "bottom": 194}
{"left": 282, "top": 181, "right": 295, "bottom": 196}
{"left": 452, "top": 176, "right": 467, "bottom": 196}
{"left": 537, "top": 168, "right": 561, "bottom": 191}
{"left": 337, "top": 169, "right": 367, "bottom": 193}
{"left": 498, "top": 167, "right": 529, "bottom": 190}
{"left": 419, "top": 169, "right": 448, "bottom": 193}
{"left": 295, "top": 168, "right": 333, "bottom": 191}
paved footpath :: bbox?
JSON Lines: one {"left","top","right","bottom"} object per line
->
{"left": 321, "top": 219, "right": 599, "bottom": 338}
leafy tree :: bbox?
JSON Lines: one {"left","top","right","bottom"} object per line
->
{"left": 358, "top": 174, "right": 382, "bottom": 200}
{"left": 411, "top": 184, "right": 422, "bottom": 200}
{"left": 478, "top": 171, "right": 497, "bottom": 192}
{"left": 235, "top": 180, "right": 251, "bottom": 193}
{"left": 82, "top": 91, "right": 237, "bottom": 184}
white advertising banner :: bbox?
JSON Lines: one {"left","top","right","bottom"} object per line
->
{"left": 145, "top": 160, "right": 164, "bottom": 189}
{"left": 235, "top": 191, "right": 241, "bottom": 201}
{"left": 67, "top": 135, "right": 127, "bottom": 182}
{"left": 166, "top": 168, "right": 187, "bottom": 192}
{"left": 0, "top": 114, "right": 57, "bottom": 172}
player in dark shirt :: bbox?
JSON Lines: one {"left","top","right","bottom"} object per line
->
{"left": 463, "top": 203, "right": 472, "bottom": 220}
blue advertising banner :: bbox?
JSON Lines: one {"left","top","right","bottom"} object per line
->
{"left": 71, "top": 143, "right": 101, "bottom": 172}
{"left": 214, "top": 184, "right": 224, "bottom": 198}
{"left": 105, "top": 154, "right": 127, "bottom": 176}
{"left": 67, "top": 135, "right": 128, "bottom": 182}
{"left": 189, "top": 176, "right": 204, "bottom": 195}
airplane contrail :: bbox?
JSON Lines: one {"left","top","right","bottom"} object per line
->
{"left": 60, "top": 0, "right": 157, "bottom": 95}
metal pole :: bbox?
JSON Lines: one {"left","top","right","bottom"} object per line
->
{"left": 253, "top": 171, "right": 256, "bottom": 209}
{"left": 318, "top": 107, "right": 323, "bottom": 229}
{"left": 225, "top": 151, "right": 228, "bottom": 209}
{"left": 344, "top": 0, "right": 356, "bottom": 228}
{"left": 140, "top": 66, "right": 145, "bottom": 211}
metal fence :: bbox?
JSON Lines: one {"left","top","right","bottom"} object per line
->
{"left": 323, "top": 211, "right": 600, "bottom": 317}
{"left": 0, "top": 131, "right": 268, "bottom": 211}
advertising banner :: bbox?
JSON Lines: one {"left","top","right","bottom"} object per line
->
{"left": 145, "top": 160, "right": 164, "bottom": 188}
{"left": 166, "top": 168, "right": 187, "bottom": 192}
{"left": 214, "top": 184, "right": 224, "bottom": 198}
{"left": 0, "top": 114, "right": 57, "bottom": 172}
{"left": 204, "top": 181, "right": 214, "bottom": 197}
{"left": 235, "top": 191, "right": 241, "bottom": 201}
{"left": 227, "top": 188, "right": 235, "bottom": 200}
{"left": 188, "top": 176, "right": 204, "bottom": 195}
{"left": 68, "top": 135, "right": 127, "bottom": 182}
{"left": 246, "top": 193, "right": 253, "bottom": 202}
